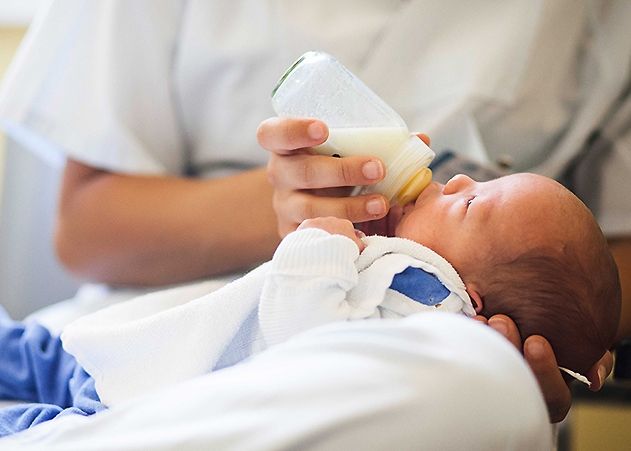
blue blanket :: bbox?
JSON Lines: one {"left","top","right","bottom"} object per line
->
{"left": 0, "top": 306, "right": 104, "bottom": 436}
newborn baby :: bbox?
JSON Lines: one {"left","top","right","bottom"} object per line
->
{"left": 394, "top": 172, "right": 620, "bottom": 376}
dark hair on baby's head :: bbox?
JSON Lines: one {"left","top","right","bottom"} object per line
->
{"left": 479, "top": 241, "right": 621, "bottom": 376}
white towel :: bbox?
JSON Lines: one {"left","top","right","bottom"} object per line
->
{"left": 62, "top": 230, "right": 473, "bottom": 407}
{"left": 62, "top": 265, "right": 269, "bottom": 407}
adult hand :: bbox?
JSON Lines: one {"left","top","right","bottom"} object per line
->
{"left": 259, "top": 116, "right": 432, "bottom": 238}
{"left": 477, "top": 314, "right": 614, "bottom": 423}
{"left": 258, "top": 117, "right": 389, "bottom": 237}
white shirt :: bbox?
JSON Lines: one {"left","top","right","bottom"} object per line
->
{"left": 0, "top": 0, "right": 629, "bottom": 234}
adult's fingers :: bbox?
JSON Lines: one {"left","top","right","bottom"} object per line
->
{"left": 586, "top": 350, "right": 614, "bottom": 391}
{"left": 267, "top": 153, "right": 384, "bottom": 190}
{"left": 487, "top": 314, "right": 522, "bottom": 350}
{"left": 274, "top": 190, "right": 388, "bottom": 234}
{"left": 524, "top": 335, "right": 571, "bottom": 423}
{"left": 257, "top": 117, "right": 328, "bottom": 154}
{"left": 416, "top": 133, "right": 431, "bottom": 146}
{"left": 486, "top": 315, "right": 571, "bottom": 422}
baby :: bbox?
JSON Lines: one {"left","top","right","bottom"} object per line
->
{"left": 404, "top": 173, "right": 620, "bottom": 376}
{"left": 339, "top": 172, "right": 621, "bottom": 377}
{"left": 0, "top": 173, "right": 621, "bottom": 436}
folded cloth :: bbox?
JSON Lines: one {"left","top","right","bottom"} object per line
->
{"left": 61, "top": 271, "right": 268, "bottom": 406}
{"left": 62, "top": 229, "right": 473, "bottom": 407}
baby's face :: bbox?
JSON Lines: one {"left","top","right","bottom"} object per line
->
{"left": 395, "top": 173, "right": 578, "bottom": 278}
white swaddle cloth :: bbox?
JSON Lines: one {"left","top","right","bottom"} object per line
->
{"left": 62, "top": 229, "right": 473, "bottom": 406}
{"left": 62, "top": 265, "right": 270, "bottom": 406}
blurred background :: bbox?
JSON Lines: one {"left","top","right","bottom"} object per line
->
{"left": 0, "top": 2, "right": 629, "bottom": 449}
{"left": 0, "top": 0, "right": 36, "bottom": 179}
{"left": 0, "top": 0, "right": 81, "bottom": 322}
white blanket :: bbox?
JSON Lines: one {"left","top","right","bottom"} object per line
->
{"left": 62, "top": 229, "right": 473, "bottom": 406}
{"left": 62, "top": 263, "right": 269, "bottom": 406}
{"left": 6, "top": 314, "right": 552, "bottom": 450}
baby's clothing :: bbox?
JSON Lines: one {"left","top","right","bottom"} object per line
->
{"left": 259, "top": 229, "right": 474, "bottom": 347}
{"left": 0, "top": 229, "right": 473, "bottom": 435}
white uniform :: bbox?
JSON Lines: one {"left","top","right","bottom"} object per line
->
{"left": 1, "top": 0, "right": 630, "bottom": 234}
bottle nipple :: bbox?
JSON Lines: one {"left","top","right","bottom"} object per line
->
{"left": 394, "top": 167, "right": 433, "bottom": 206}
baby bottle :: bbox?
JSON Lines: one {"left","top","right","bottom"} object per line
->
{"left": 271, "top": 51, "right": 434, "bottom": 205}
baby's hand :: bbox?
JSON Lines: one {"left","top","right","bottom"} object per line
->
{"left": 298, "top": 217, "right": 366, "bottom": 252}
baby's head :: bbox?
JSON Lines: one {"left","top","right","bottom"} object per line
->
{"left": 395, "top": 173, "right": 621, "bottom": 375}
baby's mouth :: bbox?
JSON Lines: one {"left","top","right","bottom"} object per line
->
{"left": 414, "top": 181, "right": 441, "bottom": 206}
{"left": 402, "top": 203, "right": 415, "bottom": 215}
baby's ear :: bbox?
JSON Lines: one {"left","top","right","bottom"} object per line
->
{"left": 465, "top": 284, "right": 484, "bottom": 314}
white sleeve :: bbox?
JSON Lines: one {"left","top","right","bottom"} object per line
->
{"left": 5, "top": 314, "right": 553, "bottom": 450}
{"left": 259, "top": 228, "right": 360, "bottom": 346}
{"left": 0, "top": 0, "right": 186, "bottom": 175}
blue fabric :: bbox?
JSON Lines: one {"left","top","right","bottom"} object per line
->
{"left": 215, "top": 308, "right": 259, "bottom": 371}
{"left": 0, "top": 306, "right": 104, "bottom": 437}
{"left": 389, "top": 266, "right": 450, "bottom": 306}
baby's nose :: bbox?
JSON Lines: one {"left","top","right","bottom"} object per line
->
{"left": 443, "top": 174, "right": 475, "bottom": 194}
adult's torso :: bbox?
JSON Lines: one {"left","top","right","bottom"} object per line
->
{"left": 175, "top": 0, "right": 598, "bottom": 178}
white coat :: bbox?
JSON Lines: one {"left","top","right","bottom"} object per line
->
{"left": 1, "top": 0, "right": 629, "bottom": 235}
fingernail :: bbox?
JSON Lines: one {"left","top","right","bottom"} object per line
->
{"left": 366, "top": 198, "right": 386, "bottom": 216}
{"left": 362, "top": 160, "right": 383, "bottom": 180}
{"left": 308, "top": 122, "right": 326, "bottom": 140}
{"left": 597, "top": 365, "right": 607, "bottom": 387}
{"left": 526, "top": 340, "right": 545, "bottom": 359}
{"left": 488, "top": 318, "right": 507, "bottom": 336}
{"left": 355, "top": 229, "right": 366, "bottom": 239}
